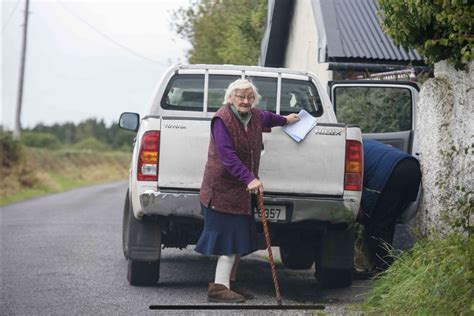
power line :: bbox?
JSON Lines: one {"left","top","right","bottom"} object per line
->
{"left": 56, "top": 0, "right": 165, "bottom": 65}
{"left": 2, "top": 0, "right": 22, "bottom": 34}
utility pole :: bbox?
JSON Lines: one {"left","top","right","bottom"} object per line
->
{"left": 13, "top": 0, "right": 30, "bottom": 140}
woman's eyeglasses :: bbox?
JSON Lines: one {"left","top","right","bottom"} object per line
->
{"left": 235, "top": 94, "right": 255, "bottom": 101}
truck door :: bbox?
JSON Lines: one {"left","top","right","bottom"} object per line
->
{"left": 329, "top": 81, "right": 419, "bottom": 154}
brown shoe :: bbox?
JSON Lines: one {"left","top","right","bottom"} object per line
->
{"left": 207, "top": 283, "right": 245, "bottom": 303}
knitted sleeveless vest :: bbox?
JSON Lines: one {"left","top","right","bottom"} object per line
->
{"left": 199, "top": 104, "right": 262, "bottom": 215}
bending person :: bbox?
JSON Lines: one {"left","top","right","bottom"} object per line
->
{"left": 359, "top": 139, "right": 422, "bottom": 271}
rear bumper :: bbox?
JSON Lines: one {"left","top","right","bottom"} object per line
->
{"left": 139, "top": 190, "right": 358, "bottom": 224}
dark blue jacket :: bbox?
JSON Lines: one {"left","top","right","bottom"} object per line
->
{"left": 361, "top": 139, "right": 417, "bottom": 215}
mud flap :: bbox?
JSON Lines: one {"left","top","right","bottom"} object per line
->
{"left": 314, "top": 224, "right": 355, "bottom": 288}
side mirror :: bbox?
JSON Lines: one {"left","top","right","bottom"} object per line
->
{"left": 119, "top": 112, "right": 140, "bottom": 132}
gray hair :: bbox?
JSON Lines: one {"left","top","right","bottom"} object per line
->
{"left": 223, "top": 79, "right": 261, "bottom": 106}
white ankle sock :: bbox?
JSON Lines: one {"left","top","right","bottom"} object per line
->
{"left": 214, "top": 254, "right": 236, "bottom": 289}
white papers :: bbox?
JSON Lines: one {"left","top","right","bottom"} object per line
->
{"left": 282, "top": 109, "right": 317, "bottom": 142}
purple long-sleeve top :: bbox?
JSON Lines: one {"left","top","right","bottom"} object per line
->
{"left": 211, "top": 110, "right": 287, "bottom": 185}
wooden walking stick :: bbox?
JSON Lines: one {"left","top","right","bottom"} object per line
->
{"left": 257, "top": 190, "right": 282, "bottom": 305}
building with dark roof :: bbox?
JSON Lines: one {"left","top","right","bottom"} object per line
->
{"left": 259, "top": 0, "right": 430, "bottom": 85}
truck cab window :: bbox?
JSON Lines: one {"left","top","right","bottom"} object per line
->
{"left": 162, "top": 74, "right": 323, "bottom": 118}
{"left": 162, "top": 74, "right": 205, "bottom": 111}
{"left": 248, "top": 77, "right": 323, "bottom": 117}
{"left": 208, "top": 75, "right": 241, "bottom": 111}
{"left": 280, "top": 79, "right": 323, "bottom": 117}
{"left": 248, "top": 77, "right": 277, "bottom": 112}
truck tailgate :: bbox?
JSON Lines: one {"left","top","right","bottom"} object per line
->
{"left": 158, "top": 117, "right": 210, "bottom": 189}
{"left": 260, "top": 125, "right": 345, "bottom": 196}
{"left": 159, "top": 117, "right": 346, "bottom": 196}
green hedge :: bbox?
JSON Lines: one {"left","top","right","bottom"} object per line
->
{"left": 22, "top": 132, "right": 61, "bottom": 149}
{"left": 72, "top": 137, "right": 111, "bottom": 151}
{"left": 378, "top": 0, "right": 473, "bottom": 70}
{"left": 1, "top": 132, "right": 23, "bottom": 168}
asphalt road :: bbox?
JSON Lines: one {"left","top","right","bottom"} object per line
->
{"left": 1, "top": 180, "right": 386, "bottom": 315}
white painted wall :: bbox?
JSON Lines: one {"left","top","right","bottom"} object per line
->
{"left": 283, "top": 0, "right": 332, "bottom": 87}
{"left": 416, "top": 61, "right": 473, "bottom": 235}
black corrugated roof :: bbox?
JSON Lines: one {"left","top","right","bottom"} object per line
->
{"left": 259, "top": 0, "right": 426, "bottom": 68}
{"left": 322, "top": 0, "right": 423, "bottom": 62}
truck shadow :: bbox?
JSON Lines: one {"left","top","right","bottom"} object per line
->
{"left": 156, "top": 248, "right": 372, "bottom": 305}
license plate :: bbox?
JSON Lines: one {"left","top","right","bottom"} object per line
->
{"left": 255, "top": 205, "right": 287, "bottom": 222}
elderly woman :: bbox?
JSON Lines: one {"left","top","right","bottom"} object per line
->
{"left": 195, "top": 79, "right": 299, "bottom": 303}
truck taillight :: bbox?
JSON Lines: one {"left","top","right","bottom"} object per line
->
{"left": 344, "top": 140, "right": 363, "bottom": 191}
{"left": 137, "top": 131, "right": 160, "bottom": 181}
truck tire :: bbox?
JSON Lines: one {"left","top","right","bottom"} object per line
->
{"left": 314, "top": 224, "right": 354, "bottom": 288}
{"left": 123, "top": 189, "right": 162, "bottom": 286}
{"left": 127, "top": 260, "right": 160, "bottom": 286}
{"left": 280, "top": 244, "right": 314, "bottom": 269}
{"left": 122, "top": 191, "right": 130, "bottom": 259}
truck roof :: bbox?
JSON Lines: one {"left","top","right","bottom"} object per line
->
{"left": 175, "top": 63, "right": 313, "bottom": 77}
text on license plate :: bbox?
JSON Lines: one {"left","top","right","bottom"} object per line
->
{"left": 255, "top": 205, "right": 287, "bottom": 221}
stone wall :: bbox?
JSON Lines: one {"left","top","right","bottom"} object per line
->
{"left": 415, "top": 61, "right": 473, "bottom": 235}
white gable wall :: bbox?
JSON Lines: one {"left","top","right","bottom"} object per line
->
{"left": 283, "top": 0, "right": 333, "bottom": 88}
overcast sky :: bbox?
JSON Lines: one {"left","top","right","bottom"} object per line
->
{"left": 1, "top": 0, "right": 191, "bottom": 129}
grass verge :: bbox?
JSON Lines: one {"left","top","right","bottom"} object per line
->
{"left": 1, "top": 147, "right": 130, "bottom": 205}
{"left": 362, "top": 233, "right": 473, "bottom": 315}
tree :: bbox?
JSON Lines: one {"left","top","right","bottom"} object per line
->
{"left": 75, "top": 119, "right": 107, "bottom": 143}
{"left": 172, "top": 0, "right": 267, "bottom": 65}
{"left": 378, "top": 0, "right": 473, "bottom": 70}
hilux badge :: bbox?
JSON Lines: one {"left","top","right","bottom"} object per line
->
{"left": 314, "top": 128, "right": 342, "bottom": 136}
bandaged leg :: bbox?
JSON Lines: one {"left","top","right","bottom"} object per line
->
{"left": 214, "top": 254, "right": 236, "bottom": 289}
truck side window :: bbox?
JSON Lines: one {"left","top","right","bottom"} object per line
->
{"left": 334, "top": 87, "right": 412, "bottom": 133}
{"left": 161, "top": 74, "right": 323, "bottom": 117}
{"left": 162, "top": 74, "right": 205, "bottom": 111}
{"left": 248, "top": 77, "right": 277, "bottom": 112}
{"left": 207, "top": 75, "right": 280, "bottom": 113}
{"left": 208, "top": 75, "right": 241, "bottom": 111}
{"left": 280, "top": 79, "right": 323, "bottom": 117}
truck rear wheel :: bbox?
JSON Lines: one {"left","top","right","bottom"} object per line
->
{"left": 280, "top": 244, "right": 314, "bottom": 269}
{"left": 123, "top": 189, "right": 162, "bottom": 286}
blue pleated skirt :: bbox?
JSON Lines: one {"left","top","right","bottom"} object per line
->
{"left": 194, "top": 204, "right": 258, "bottom": 256}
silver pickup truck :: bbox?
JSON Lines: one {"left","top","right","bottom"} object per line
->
{"left": 119, "top": 64, "right": 365, "bottom": 288}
